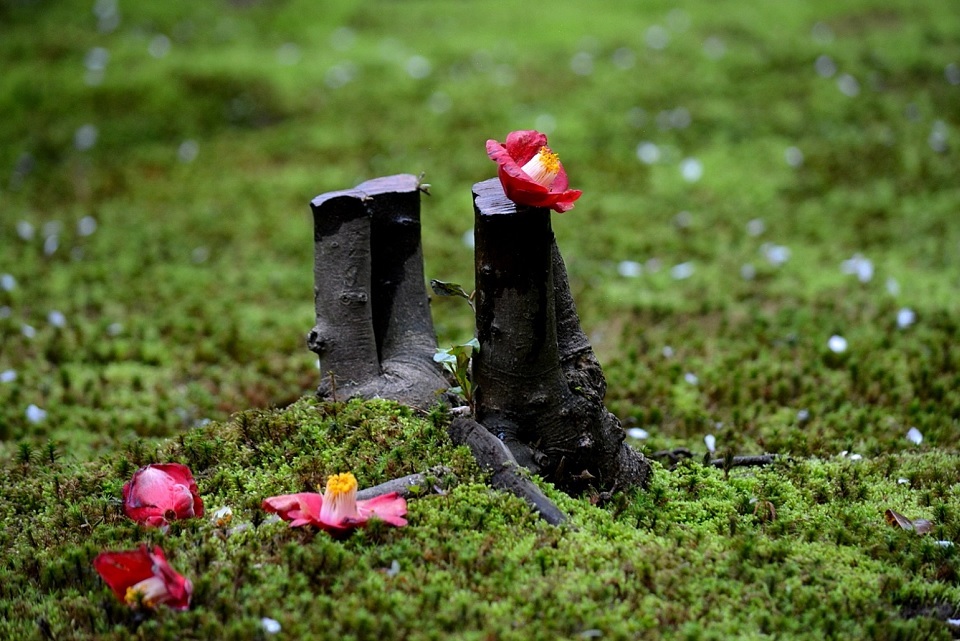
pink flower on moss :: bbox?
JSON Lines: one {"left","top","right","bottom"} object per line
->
{"left": 262, "top": 472, "right": 407, "bottom": 534}
{"left": 486, "top": 129, "right": 582, "bottom": 212}
{"left": 123, "top": 463, "right": 204, "bottom": 528}
{"left": 93, "top": 545, "right": 192, "bottom": 611}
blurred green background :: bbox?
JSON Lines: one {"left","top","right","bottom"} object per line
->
{"left": 1, "top": 0, "right": 959, "bottom": 460}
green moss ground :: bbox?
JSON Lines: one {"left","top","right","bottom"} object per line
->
{"left": 1, "top": 0, "right": 959, "bottom": 638}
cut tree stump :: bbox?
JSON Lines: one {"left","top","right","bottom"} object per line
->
{"left": 466, "top": 178, "right": 652, "bottom": 494}
{"left": 307, "top": 174, "right": 449, "bottom": 409}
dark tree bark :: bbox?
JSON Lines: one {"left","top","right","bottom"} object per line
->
{"left": 307, "top": 174, "right": 449, "bottom": 409}
{"left": 469, "top": 178, "right": 652, "bottom": 494}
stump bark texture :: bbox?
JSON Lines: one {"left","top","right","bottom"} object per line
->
{"left": 307, "top": 174, "right": 448, "bottom": 409}
{"left": 466, "top": 178, "right": 651, "bottom": 494}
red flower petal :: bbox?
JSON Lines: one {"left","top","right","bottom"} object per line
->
{"left": 486, "top": 130, "right": 582, "bottom": 213}
{"left": 93, "top": 545, "right": 192, "bottom": 610}
{"left": 123, "top": 463, "right": 204, "bottom": 528}
{"left": 262, "top": 492, "right": 325, "bottom": 529}
{"left": 357, "top": 492, "right": 408, "bottom": 527}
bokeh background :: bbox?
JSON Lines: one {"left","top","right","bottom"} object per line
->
{"left": 2, "top": 0, "right": 959, "bottom": 461}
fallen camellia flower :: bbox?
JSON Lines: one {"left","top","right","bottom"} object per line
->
{"left": 123, "top": 463, "right": 204, "bottom": 528}
{"left": 93, "top": 545, "right": 193, "bottom": 610}
{"left": 486, "top": 130, "right": 582, "bottom": 212}
{"left": 262, "top": 472, "right": 407, "bottom": 534}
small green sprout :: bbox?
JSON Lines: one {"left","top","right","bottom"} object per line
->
{"left": 434, "top": 338, "right": 479, "bottom": 412}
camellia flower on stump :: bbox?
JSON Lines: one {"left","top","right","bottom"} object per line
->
{"left": 123, "top": 463, "right": 204, "bottom": 528}
{"left": 485, "top": 129, "right": 582, "bottom": 212}
{"left": 262, "top": 472, "right": 407, "bottom": 535}
{"left": 93, "top": 545, "right": 193, "bottom": 611}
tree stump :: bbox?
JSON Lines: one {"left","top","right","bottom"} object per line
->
{"left": 307, "top": 174, "right": 449, "bottom": 409}
{"left": 457, "top": 178, "right": 652, "bottom": 494}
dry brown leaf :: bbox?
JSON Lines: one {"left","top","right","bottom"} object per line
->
{"left": 885, "top": 508, "right": 933, "bottom": 535}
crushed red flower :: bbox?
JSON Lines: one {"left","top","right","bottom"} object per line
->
{"left": 123, "top": 463, "right": 203, "bottom": 528}
{"left": 93, "top": 545, "right": 192, "bottom": 610}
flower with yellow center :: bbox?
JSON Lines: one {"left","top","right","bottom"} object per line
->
{"left": 319, "top": 472, "right": 360, "bottom": 525}
{"left": 520, "top": 146, "right": 561, "bottom": 188}
{"left": 124, "top": 576, "right": 170, "bottom": 609}
{"left": 262, "top": 471, "right": 408, "bottom": 534}
{"left": 486, "top": 130, "right": 582, "bottom": 213}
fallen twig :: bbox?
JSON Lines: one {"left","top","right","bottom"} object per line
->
{"left": 356, "top": 466, "right": 454, "bottom": 500}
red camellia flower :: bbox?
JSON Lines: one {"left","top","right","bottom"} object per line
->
{"left": 485, "top": 129, "right": 582, "bottom": 213}
{"left": 93, "top": 545, "right": 193, "bottom": 611}
{"left": 262, "top": 472, "right": 407, "bottom": 534}
{"left": 123, "top": 463, "right": 204, "bottom": 528}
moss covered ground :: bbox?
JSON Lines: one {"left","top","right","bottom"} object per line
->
{"left": 1, "top": 0, "right": 959, "bottom": 638}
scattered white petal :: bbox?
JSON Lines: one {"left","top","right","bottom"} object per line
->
{"left": 662, "top": 345, "right": 674, "bottom": 358}
{"left": 886, "top": 277, "right": 900, "bottom": 296}
{"left": 77, "top": 216, "right": 98, "bottom": 236}
{"left": 848, "top": 453, "right": 862, "bottom": 461}
{"left": 17, "top": 221, "right": 35, "bottom": 241}
{"left": 948, "top": 618, "right": 960, "bottom": 627}
{"left": 897, "top": 478, "right": 910, "bottom": 485}
{"left": 85, "top": 47, "right": 110, "bottom": 72}
{"left": 386, "top": 560, "right": 401, "bottom": 577}
{"left": 645, "top": 25, "right": 669, "bottom": 50}
{"left": 276, "top": 42, "right": 301, "bottom": 66}
{"left": 611, "top": 47, "right": 635, "bottom": 70}
{"left": 405, "top": 55, "right": 432, "bottom": 79}
{"left": 947, "top": 63, "right": 960, "bottom": 86}
{"left": 704, "top": 434, "right": 716, "bottom": 454}
{"left": 841, "top": 254, "right": 873, "bottom": 282}
{"left": 935, "top": 540, "right": 954, "bottom": 548}
{"left": 669, "top": 108, "right": 691, "bottom": 129}
{"left": 827, "top": 335, "right": 847, "bottom": 353}
{"left": 22, "top": 324, "right": 36, "bottom": 339}
{"left": 1, "top": 274, "right": 16, "bottom": 291}
{"left": 684, "top": 372, "right": 699, "bottom": 385}
{"left": 178, "top": 140, "right": 199, "bottom": 163}
{"left": 0, "top": 370, "right": 16, "bottom": 383}
{"left": 746, "top": 218, "right": 765, "bottom": 237}
{"left": 148, "top": 34, "right": 171, "bottom": 58}
{"left": 462, "top": 229, "right": 475, "bottom": 249}
{"left": 212, "top": 506, "right": 233, "bottom": 527}
{"left": 815, "top": 54, "right": 836, "bottom": 78}
{"left": 896, "top": 308, "right": 916, "bottom": 329}
{"left": 784, "top": 146, "right": 804, "bottom": 167}
{"left": 26, "top": 404, "right": 47, "bottom": 423}
{"left": 330, "top": 26, "right": 355, "bottom": 51}
{"left": 703, "top": 36, "right": 725, "bottom": 59}
{"left": 906, "top": 427, "right": 923, "bottom": 445}
{"left": 261, "top": 618, "right": 282, "bottom": 635}
{"left": 580, "top": 630, "right": 603, "bottom": 639}
{"left": 570, "top": 51, "right": 594, "bottom": 76}
{"left": 636, "top": 142, "right": 660, "bottom": 164}
{"left": 762, "top": 243, "right": 790, "bottom": 266}
{"left": 811, "top": 22, "right": 834, "bottom": 44}
{"left": 797, "top": 409, "right": 810, "bottom": 422}
{"left": 929, "top": 120, "right": 949, "bottom": 154}
{"left": 740, "top": 264, "right": 756, "bottom": 281}
{"left": 837, "top": 73, "right": 860, "bottom": 97}
{"left": 47, "top": 310, "right": 66, "bottom": 328}
{"left": 44, "top": 234, "right": 59, "bottom": 255}
{"left": 673, "top": 210, "right": 693, "bottom": 229}
{"left": 670, "top": 262, "right": 694, "bottom": 280}
{"left": 680, "top": 157, "right": 703, "bottom": 182}
{"left": 192, "top": 246, "right": 210, "bottom": 263}
{"left": 627, "top": 427, "right": 649, "bottom": 440}
{"left": 428, "top": 91, "right": 452, "bottom": 114}
{"left": 74, "top": 124, "right": 98, "bottom": 151}
{"left": 617, "top": 260, "right": 642, "bottom": 278}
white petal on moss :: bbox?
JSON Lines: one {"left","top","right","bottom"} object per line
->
{"left": 906, "top": 427, "right": 923, "bottom": 445}
{"left": 261, "top": 618, "right": 281, "bottom": 635}
{"left": 827, "top": 335, "right": 847, "bottom": 353}
{"left": 704, "top": 434, "right": 716, "bottom": 454}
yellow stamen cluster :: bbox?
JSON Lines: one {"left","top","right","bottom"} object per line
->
{"left": 520, "top": 146, "right": 561, "bottom": 188}
{"left": 124, "top": 577, "right": 167, "bottom": 608}
{"left": 326, "top": 472, "right": 358, "bottom": 496}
